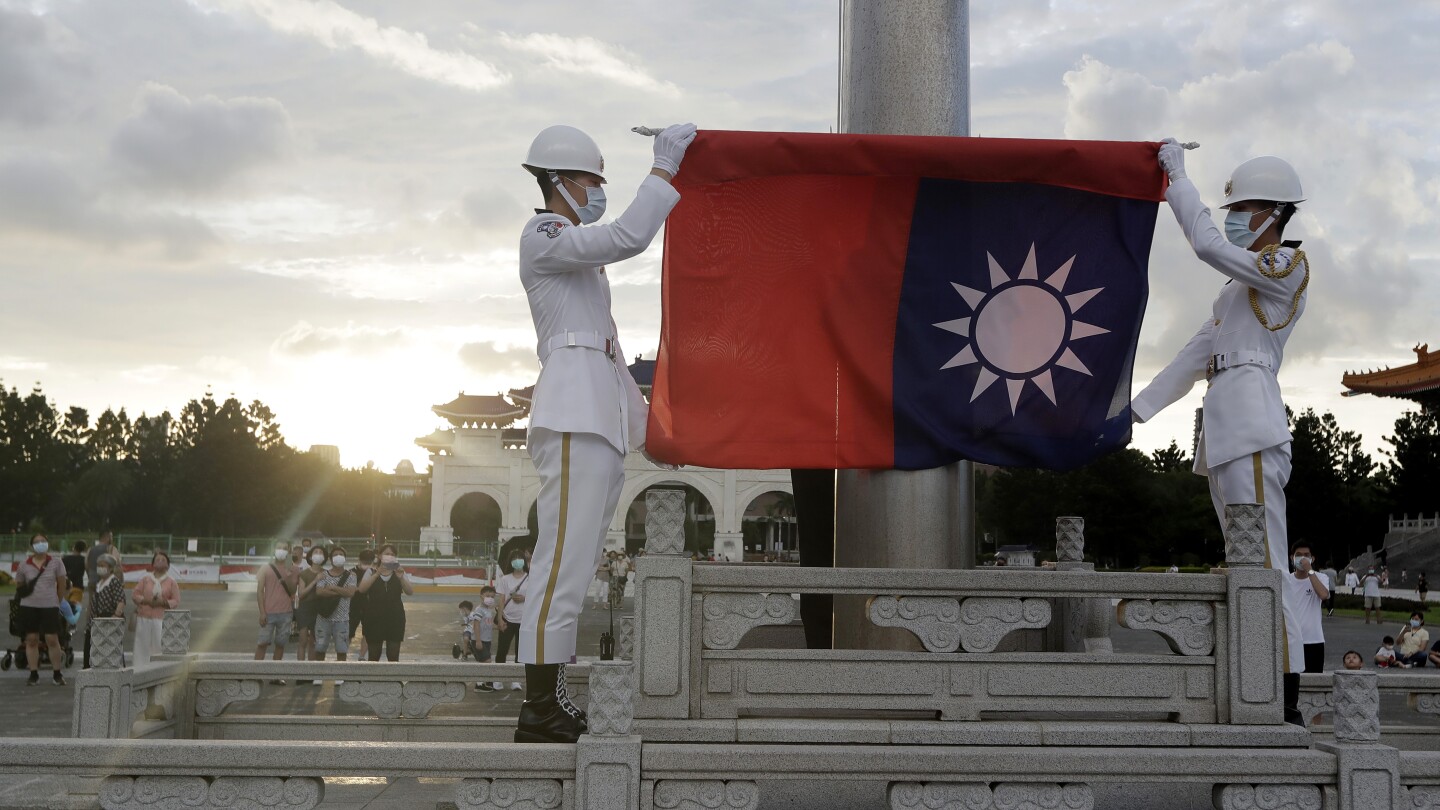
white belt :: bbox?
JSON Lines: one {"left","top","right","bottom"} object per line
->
{"left": 1206, "top": 350, "right": 1274, "bottom": 381}
{"left": 538, "top": 330, "right": 616, "bottom": 365}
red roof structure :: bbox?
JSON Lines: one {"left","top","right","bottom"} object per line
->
{"left": 1342, "top": 343, "right": 1440, "bottom": 409}
{"left": 433, "top": 393, "right": 528, "bottom": 428}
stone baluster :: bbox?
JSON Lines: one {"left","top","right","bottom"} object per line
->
{"left": 577, "top": 661, "right": 640, "bottom": 809}
{"left": 161, "top": 610, "right": 191, "bottom": 656}
{"left": 618, "top": 616, "right": 635, "bottom": 662}
{"left": 634, "top": 488, "right": 692, "bottom": 720}
{"left": 1221, "top": 504, "right": 1283, "bottom": 724}
{"left": 1314, "top": 671, "right": 1402, "bottom": 809}
{"left": 90, "top": 617, "right": 127, "bottom": 670}
{"left": 1051, "top": 517, "right": 1111, "bottom": 654}
{"left": 73, "top": 617, "right": 133, "bottom": 738}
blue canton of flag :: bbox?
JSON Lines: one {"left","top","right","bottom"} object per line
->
{"left": 892, "top": 179, "right": 1156, "bottom": 470}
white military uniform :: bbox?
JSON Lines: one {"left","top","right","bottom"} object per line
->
{"left": 1132, "top": 177, "right": 1309, "bottom": 674}
{"left": 518, "top": 174, "right": 680, "bottom": 665}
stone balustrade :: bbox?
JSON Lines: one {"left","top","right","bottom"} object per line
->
{"left": 15, "top": 498, "right": 1437, "bottom": 808}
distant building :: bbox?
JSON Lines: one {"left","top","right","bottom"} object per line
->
{"left": 996, "top": 544, "right": 1038, "bottom": 567}
{"left": 416, "top": 368, "right": 792, "bottom": 559}
{"left": 308, "top": 445, "right": 341, "bottom": 467}
{"left": 1342, "top": 342, "right": 1440, "bottom": 410}
{"left": 388, "top": 460, "right": 426, "bottom": 498}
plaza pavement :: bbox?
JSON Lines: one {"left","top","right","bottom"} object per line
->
{"left": 3, "top": 589, "right": 1439, "bottom": 809}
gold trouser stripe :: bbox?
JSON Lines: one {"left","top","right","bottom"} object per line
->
{"left": 535, "top": 432, "right": 571, "bottom": 664}
{"left": 1253, "top": 451, "right": 1290, "bottom": 671}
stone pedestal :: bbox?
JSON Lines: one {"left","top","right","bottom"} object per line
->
{"left": 1222, "top": 504, "right": 1284, "bottom": 725}
{"left": 1050, "top": 517, "right": 1112, "bottom": 654}
{"left": 712, "top": 532, "right": 744, "bottom": 562}
{"left": 419, "top": 525, "right": 455, "bottom": 556}
{"left": 579, "top": 661, "right": 640, "bottom": 810}
{"left": 1313, "top": 672, "right": 1401, "bottom": 810}
{"left": 634, "top": 489, "right": 692, "bottom": 720}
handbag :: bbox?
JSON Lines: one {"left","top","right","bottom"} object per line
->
{"left": 315, "top": 571, "right": 351, "bottom": 618}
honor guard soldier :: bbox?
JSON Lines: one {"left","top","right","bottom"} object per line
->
{"left": 1132, "top": 140, "right": 1310, "bottom": 725}
{"left": 513, "top": 122, "right": 697, "bottom": 743}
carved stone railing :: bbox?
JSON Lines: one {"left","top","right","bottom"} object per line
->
{"left": 74, "top": 658, "right": 591, "bottom": 743}
{"left": 1299, "top": 672, "right": 1440, "bottom": 737}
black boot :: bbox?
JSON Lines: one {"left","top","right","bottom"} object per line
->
{"left": 1283, "top": 672, "right": 1305, "bottom": 727}
{"left": 555, "top": 663, "right": 588, "bottom": 733}
{"left": 515, "top": 663, "right": 585, "bottom": 743}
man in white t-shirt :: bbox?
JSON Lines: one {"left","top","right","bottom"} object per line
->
{"left": 1362, "top": 568, "right": 1383, "bottom": 624}
{"left": 1283, "top": 541, "right": 1329, "bottom": 678}
{"left": 1284, "top": 541, "right": 1324, "bottom": 726}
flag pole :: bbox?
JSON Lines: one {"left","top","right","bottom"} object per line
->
{"left": 833, "top": 0, "right": 976, "bottom": 652}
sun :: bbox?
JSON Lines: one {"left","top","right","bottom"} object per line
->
{"left": 933, "top": 243, "right": 1108, "bottom": 414}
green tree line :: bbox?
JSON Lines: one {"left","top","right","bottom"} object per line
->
{"left": 0, "top": 381, "right": 428, "bottom": 542}
{"left": 978, "top": 405, "right": 1440, "bottom": 570}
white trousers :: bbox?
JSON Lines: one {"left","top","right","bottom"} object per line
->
{"left": 520, "top": 429, "right": 625, "bottom": 664}
{"left": 1206, "top": 442, "right": 1303, "bottom": 674}
{"left": 133, "top": 616, "right": 162, "bottom": 668}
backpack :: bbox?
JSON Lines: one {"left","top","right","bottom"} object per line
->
{"left": 315, "top": 570, "right": 352, "bottom": 618}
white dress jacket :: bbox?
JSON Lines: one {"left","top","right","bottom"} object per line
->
{"left": 519, "top": 174, "right": 681, "bottom": 454}
{"left": 1131, "top": 178, "right": 1308, "bottom": 472}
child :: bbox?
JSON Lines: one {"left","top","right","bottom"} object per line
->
{"left": 1342, "top": 650, "right": 1364, "bottom": 671}
{"left": 1376, "top": 636, "right": 1402, "bottom": 668}
{"left": 469, "top": 587, "right": 498, "bottom": 692}
{"left": 455, "top": 600, "right": 476, "bottom": 660}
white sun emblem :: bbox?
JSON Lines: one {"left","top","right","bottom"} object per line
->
{"left": 933, "top": 243, "right": 1109, "bottom": 415}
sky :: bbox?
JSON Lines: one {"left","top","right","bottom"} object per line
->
{"left": 1, "top": 0, "right": 1437, "bottom": 472}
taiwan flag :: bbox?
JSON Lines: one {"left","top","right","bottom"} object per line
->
{"left": 646, "top": 131, "right": 1166, "bottom": 471}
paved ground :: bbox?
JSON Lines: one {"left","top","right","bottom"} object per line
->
{"left": 3, "top": 589, "right": 1439, "bottom": 809}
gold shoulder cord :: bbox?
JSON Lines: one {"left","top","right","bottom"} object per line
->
{"left": 1248, "top": 244, "right": 1309, "bottom": 332}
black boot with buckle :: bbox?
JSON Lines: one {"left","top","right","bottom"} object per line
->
{"left": 515, "top": 663, "right": 585, "bottom": 743}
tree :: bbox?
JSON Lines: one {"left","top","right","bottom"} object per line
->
{"left": 1382, "top": 408, "right": 1440, "bottom": 517}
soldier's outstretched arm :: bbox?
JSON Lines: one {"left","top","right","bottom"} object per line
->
{"left": 530, "top": 123, "right": 698, "bottom": 274}
{"left": 1131, "top": 316, "right": 1217, "bottom": 423}
{"left": 1166, "top": 178, "right": 1303, "bottom": 300}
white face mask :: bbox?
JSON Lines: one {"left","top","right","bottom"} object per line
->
{"left": 552, "top": 173, "right": 606, "bottom": 224}
{"left": 1412, "top": 619, "right": 1423, "bottom": 628}
{"left": 98, "top": 567, "right": 111, "bottom": 577}
{"left": 31, "top": 542, "right": 49, "bottom": 555}
{"left": 1223, "top": 206, "right": 1276, "bottom": 248}
{"left": 275, "top": 549, "right": 289, "bottom": 561}
{"left": 1293, "top": 556, "right": 1309, "bottom": 567}
{"left": 311, "top": 552, "right": 325, "bottom": 565}
{"left": 482, "top": 597, "right": 495, "bottom": 607}
{"left": 331, "top": 555, "right": 347, "bottom": 568}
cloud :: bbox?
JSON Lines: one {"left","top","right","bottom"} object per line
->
{"left": 272, "top": 321, "right": 410, "bottom": 356}
{"left": 0, "top": 356, "right": 49, "bottom": 372}
{"left": 0, "top": 153, "right": 219, "bottom": 260}
{"left": 0, "top": 6, "right": 89, "bottom": 125}
{"left": 110, "top": 82, "right": 294, "bottom": 193}
{"left": 194, "top": 0, "right": 507, "bottom": 92}
{"left": 1062, "top": 56, "right": 1168, "bottom": 140}
{"left": 457, "top": 341, "right": 538, "bottom": 377}
{"left": 496, "top": 32, "right": 679, "bottom": 96}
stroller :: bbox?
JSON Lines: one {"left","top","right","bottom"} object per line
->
{"left": 1, "top": 594, "right": 78, "bottom": 671}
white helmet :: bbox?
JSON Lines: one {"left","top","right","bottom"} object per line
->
{"left": 1220, "top": 155, "right": 1304, "bottom": 209}
{"left": 522, "top": 125, "right": 606, "bottom": 181}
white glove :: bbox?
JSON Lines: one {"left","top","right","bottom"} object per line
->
{"left": 1158, "top": 137, "right": 1186, "bottom": 182}
{"left": 652, "top": 123, "right": 698, "bottom": 177}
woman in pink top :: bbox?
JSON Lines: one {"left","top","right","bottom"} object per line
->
{"left": 131, "top": 550, "right": 180, "bottom": 667}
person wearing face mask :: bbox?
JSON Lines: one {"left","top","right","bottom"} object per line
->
{"left": 15, "top": 533, "right": 69, "bottom": 685}
{"left": 1132, "top": 141, "right": 1309, "bottom": 725}
{"left": 494, "top": 550, "right": 531, "bottom": 691}
{"left": 84, "top": 554, "right": 127, "bottom": 669}
{"left": 514, "top": 121, "right": 698, "bottom": 744}
{"left": 1284, "top": 541, "right": 1329, "bottom": 676}
{"left": 464, "top": 586, "right": 499, "bottom": 692}
{"left": 293, "top": 545, "right": 329, "bottom": 671}
{"left": 131, "top": 550, "right": 180, "bottom": 667}
{"left": 1398, "top": 612, "right": 1431, "bottom": 668}
{"left": 356, "top": 543, "right": 413, "bottom": 661}
{"left": 347, "top": 549, "right": 375, "bottom": 660}
{"left": 312, "top": 547, "right": 357, "bottom": 671}
{"left": 255, "top": 541, "right": 300, "bottom": 679}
